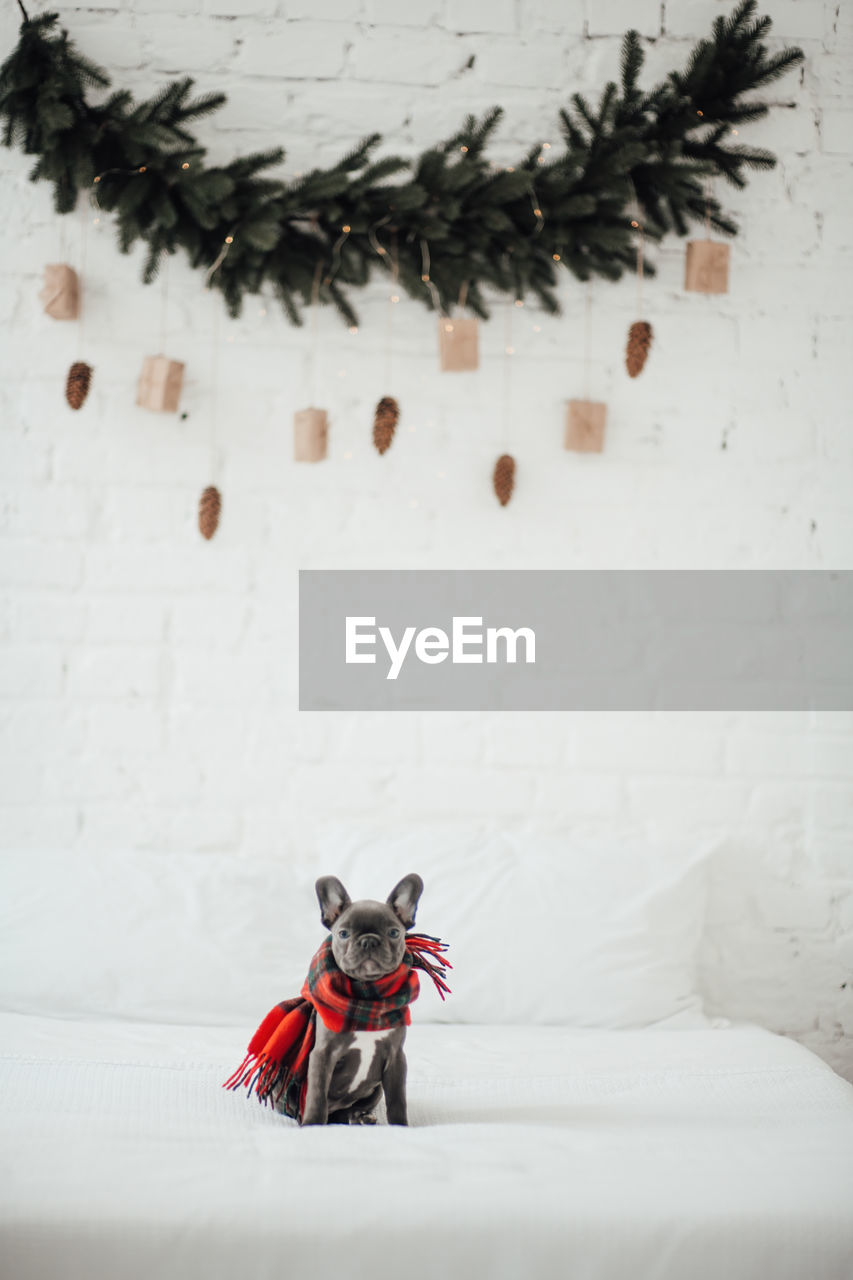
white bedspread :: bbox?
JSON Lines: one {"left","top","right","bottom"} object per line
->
{"left": 1, "top": 1013, "right": 852, "bottom": 1280}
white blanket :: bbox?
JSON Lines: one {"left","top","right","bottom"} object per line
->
{"left": 2, "top": 1013, "right": 852, "bottom": 1280}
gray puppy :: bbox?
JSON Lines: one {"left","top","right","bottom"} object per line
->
{"left": 301, "top": 872, "right": 423, "bottom": 1127}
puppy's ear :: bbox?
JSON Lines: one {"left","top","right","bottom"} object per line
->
{"left": 316, "top": 876, "right": 352, "bottom": 930}
{"left": 386, "top": 873, "right": 424, "bottom": 929}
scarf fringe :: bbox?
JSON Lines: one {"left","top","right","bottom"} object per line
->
{"left": 407, "top": 931, "right": 452, "bottom": 1000}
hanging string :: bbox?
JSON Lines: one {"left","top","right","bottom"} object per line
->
{"left": 210, "top": 295, "right": 223, "bottom": 485}
{"left": 583, "top": 284, "right": 592, "bottom": 403}
{"left": 502, "top": 301, "right": 514, "bottom": 449}
{"left": 704, "top": 177, "right": 712, "bottom": 239}
{"left": 308, "top": 257, "right": 323, "bottom": 406}
{"left": 384, "top": 240, "right": 399, "bottom": 392}
{"left": 159, "top": 253, "right": 169, "bottom": 354}
{"left": 77, "top": 197, "right": 89, "bottom": 357}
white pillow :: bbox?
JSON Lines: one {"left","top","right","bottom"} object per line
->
{"left": 0, "top": 849, "right": 326, "bottom": 1024}
{"left": 0, "top": 828, "right": 714, "bottom": 1029}
{"left": 319, "top": 823, "right": 716, "bottom": 1029}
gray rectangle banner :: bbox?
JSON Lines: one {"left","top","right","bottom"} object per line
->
{"left": 298, "top": 571, "right": 853, "bottom": 711}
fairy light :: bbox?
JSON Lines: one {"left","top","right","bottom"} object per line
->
{"left": 348, "top": 325, "right": 358, "bottom": 334}
{"left": 460, "top": 145, "right": 469, "bottom": 153}
{"left": 391, "top": 294, "right": 400, "bottom": 303}
{"left": 542, "top": 142, "right": 551, "bottom": 150}
{"left": 342, "top": 224, "right": 351, "bottom": 233}
{"left": 421, "top": 273, "right": 430, "bottom": 282}
{"left": 444, "top": 321, "right": 453, "bottom": 332}
{"left": 552, "top": 253, "right": 561, "bottom": 261}
{"left": 696, "top": 110, "right": 704, "bottom": 117}
{"left": 139, "top": 165, "right": 147, "bottom": 172}
{"left": 506, "top": 166, "right": 515, "bottom": 173}
{"left": 631, "top": 219, "right": 639, "bottom": 228}
{"left": 181, "top": 162, "right": 189, "bottom": 170}
{"left": 505, "top": 345, "right": 515, "bottom": 355}
{"left": 94, "top": 175, "right": 101, "bottom": 184}
{"left": 225, "top": 235, "right": 234, "bottom": 244}
{"left": 533, "top": 207, "right": 542, "bottom": 217}
{"left": 533, "top": 324, "right": 541, "bottom": 332}
{"left": 514, "top": 299, "right": 524, "bottom": 307}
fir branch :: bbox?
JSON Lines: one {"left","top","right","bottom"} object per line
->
{"left": 0, "top": 5, "right": 804, "bottom": 324}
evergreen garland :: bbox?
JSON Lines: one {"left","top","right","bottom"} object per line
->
{"left": 0, "top": 2, "right": 803, "bottom": 326}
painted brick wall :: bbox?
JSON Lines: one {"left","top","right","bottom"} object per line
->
{"left": 0, "top": 1, "right": 851, "bottom": 1077}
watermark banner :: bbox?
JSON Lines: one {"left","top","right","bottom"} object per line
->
{"left": 299, "top": 570, "right": 853, "bottom": 711}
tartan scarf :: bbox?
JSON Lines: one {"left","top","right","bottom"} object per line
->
{"left": 223, "top": 932, "right": 450, "bottom": 1122}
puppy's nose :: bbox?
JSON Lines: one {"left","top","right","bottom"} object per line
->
{"left": 358, "top": 934, "right": 380, "bottom": 952}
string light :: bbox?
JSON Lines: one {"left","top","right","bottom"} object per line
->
{"left": 342, "top": 224, "right": 351, "bottom": 232}
{"left": 696, "top": 109, "right": 704, "bottom": 116}
{"left": 348, "top": 325, "right": 358, "bottom": 334}
{"left": 506, "top": 166, "right": 515, "bottom": 172}
{"left": 533, "top": 207, "right": 542, "bottom": 217}
{"left": 552, "top": 252, "right": 561, "bottom": 261}
{"left": 543, "top": 142, "right": 551, "bottom": 150}
{"left": 181, "top": 162, "right": 189, "bottom": 170}
{"left": 460, "top": 145, "right": 468, "bottom": 153}
{"left": 505, "top": 345, "right": 515, "bottom": 355}
{"left": 421, "top": 273, "right": 430, "bottom": 282}
{"left": 514, "top": 299, "right": 524, "bottom": 307}
{"left": 533, "top": 324, "right": 541, "bottom": 332}
{"left": 93, "top": 176, "right": 101, "bottom": 184}
{"left": 391, "top": 294, "right": 400, "bottom": 303}
{"left": 225, "top": 235, "right": 234, "bottom": 244}
{"left": 139, "top": 165, "right": 147, "bottom": 172}
{"left": 444, "top": 321, "right": 453, "bottom": 332}
{"left": 731, "top": 128, "right": 739, "bottom": 135}
{"left": 631, "top": 219, "right": 639, "bottom": 228}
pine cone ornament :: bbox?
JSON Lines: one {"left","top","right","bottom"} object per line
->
{"left": 373, "top": 396, "right": 399, "bottom": 455}
{"left": 493, "top": 453, "right": 516, "bottom": 507}
{"left": 198, "top": 485, "right": 222, "bottom": 540}
{"left": 625, "top": 321, "right": 653, "bottom": 378}
{"left": 65, "top": 361, "right": 93, "bottom": 410}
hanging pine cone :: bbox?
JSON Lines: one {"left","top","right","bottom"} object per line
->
{"left": 493, "top": 453, "right": 515, "bottom": 507}
{"left": 198, "top": 485, "right": 222, "bottom": 540}
{"left": 373, "top": 396, "right": 399, "bottom": 455}
{"left": 625, "top": 321, "right": 653, "bottom": 378}
{"left": 65, "top": 361, "right": 93, "bottom": 410}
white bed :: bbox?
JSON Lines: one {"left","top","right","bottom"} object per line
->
{"left": 2, "top": 1011, "right": 852, "bottom": 1280}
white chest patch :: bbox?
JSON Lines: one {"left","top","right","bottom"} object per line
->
{"left": 347, "top": 1028, "right": 393, "bottom": 1092}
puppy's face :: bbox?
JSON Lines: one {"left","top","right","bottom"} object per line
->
{"left": 315, "top": 874, "right": 423, "bottom": 981}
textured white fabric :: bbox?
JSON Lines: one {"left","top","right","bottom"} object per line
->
{"left": 0, "top": 831, "right": 714, "bottom": 1028}
{"left": 2, "top": 1014, "right": 852, "bottom": 1280}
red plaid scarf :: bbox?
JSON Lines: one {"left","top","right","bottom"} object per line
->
{"left": 223, "top": 933, "right": 450, "bottom": 1121}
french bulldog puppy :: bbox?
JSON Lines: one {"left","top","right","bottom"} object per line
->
{"left": 301, "top": 873, "right": 423, "bottom": 1127}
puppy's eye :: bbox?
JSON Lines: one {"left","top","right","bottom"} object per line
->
{"left": 338, "top": 929, "right": 349, "bottom": 939}
{"left": 388, "top": 927, "right": 400, "bottom": 939}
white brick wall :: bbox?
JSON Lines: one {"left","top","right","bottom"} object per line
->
{"left": 0, "top": 0, "right": 851, "bottom": 1078}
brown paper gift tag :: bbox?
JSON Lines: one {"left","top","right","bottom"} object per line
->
{"left": 684, "top": 240, "right": 730, "bottom": 294}
{"left": 40, "top": 264, "right": 80, "bottom": 320}
{"left": 438, "top": 315, "right": 479, "bottom": 372}
{"left": 294, "top": 407, "right": 328, "bottom": 462}
{"left": 565, "top": 400, "right": 606, "bottom": 453}
{"left": 136, "top": 355, "right": 185, "bottom": 412}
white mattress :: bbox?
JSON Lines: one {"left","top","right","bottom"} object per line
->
{"left": 1, "top": 1012, "right": 852, "bottom": 1280}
